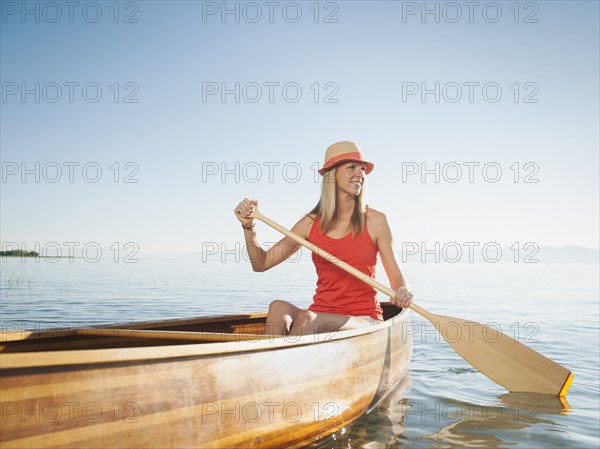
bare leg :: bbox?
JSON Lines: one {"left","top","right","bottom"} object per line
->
{"left": 290, "top": 310, "right": 379, "bottom": 336}
{"left": 264, "top": 300, "right": 302, "bottom": 335}
{"left": 264, "top": 300, "right": 380, "bottom": 336}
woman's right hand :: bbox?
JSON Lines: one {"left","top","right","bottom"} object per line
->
{"left": 234, "top": 198, "right": 258, "bottom": 227}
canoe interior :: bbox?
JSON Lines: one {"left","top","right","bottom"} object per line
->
{"left": 0, "top": 303, "right": 403, "bottom": 353}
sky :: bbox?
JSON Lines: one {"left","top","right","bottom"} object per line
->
{"left": 1, "top": 0, "right": 598, "bottom": 256}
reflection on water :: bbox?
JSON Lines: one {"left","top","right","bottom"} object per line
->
{"left": 323, "top": 375, "right": 412, "bottom": 448}
{"left": 415, "top": 394, "right": 568, "bottom": 449}
{"left": 497, "top": 392, "right": 571, "bottom": 416}
{"left": 324, "top": 380, "right": 575, "bottom": 448}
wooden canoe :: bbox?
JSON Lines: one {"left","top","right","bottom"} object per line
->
{"left": 0, "top": 303, "right": 412, "bottom": 448}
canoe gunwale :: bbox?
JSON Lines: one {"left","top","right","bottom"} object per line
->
{"left": 1, "top": 306, "right": 410, "bottom": 370}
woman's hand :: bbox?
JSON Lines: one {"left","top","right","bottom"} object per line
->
{"left": 234, "top": 198, "right": 258, "bottom": 228}
{"left": 392, "top": 287, "right": 414, "bottom": 309}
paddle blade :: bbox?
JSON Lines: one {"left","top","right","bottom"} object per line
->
{"left": 428, "top": 313, "right": 573, "bottom": 396}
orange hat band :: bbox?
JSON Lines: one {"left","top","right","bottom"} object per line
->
{"left": 319, "top": 151, "right": 374, "bottom": 175}
{"left": 325, "top": 151, "right": 363, "bottom": 166}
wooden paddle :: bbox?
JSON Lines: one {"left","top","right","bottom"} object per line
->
{"left": 249, "top": 209, "right": 573, "bottom": 396}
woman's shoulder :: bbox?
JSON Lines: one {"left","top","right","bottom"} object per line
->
{"left": 365, "top": 206, "right": 391, "bottom": 236}
{"left": 291, "top": 213, "right": 317, "bottom": 239}
{"left": 301, "top": 213, "right": 318, "bottom": 225}
{"left": 365, "top": 206, "right": 387, "bottom": 223}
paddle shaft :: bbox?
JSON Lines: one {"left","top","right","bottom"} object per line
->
{"left": 249, "top": 209, "right": 573, "bottom": 396}
{"left": 250, "top": 209, "right": 427, "bottom": 317}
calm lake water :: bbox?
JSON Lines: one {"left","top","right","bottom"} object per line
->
{"left": 1, "top": 254, "right": 599, "bottom": 448}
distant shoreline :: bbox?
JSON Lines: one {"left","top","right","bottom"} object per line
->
{"left": 1, "top": 255, "right": 84, "bottom": 259}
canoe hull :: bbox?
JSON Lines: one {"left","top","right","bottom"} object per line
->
{"left": 1, "top": 306, "right": 412, "bottom": 448}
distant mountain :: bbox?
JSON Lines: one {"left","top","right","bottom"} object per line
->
{"left": 398, "top": 245, "right": 600, "bottom": 264}
{"left": 537, "top": 246, "right": 600, "bottom": 263}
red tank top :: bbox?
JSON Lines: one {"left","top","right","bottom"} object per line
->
{"left": 307, "top": 213, "right": 384, "bottom": 321}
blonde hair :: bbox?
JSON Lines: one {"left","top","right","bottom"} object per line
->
{"left": 308, "top": 166, "right": 367, "bottom": 237}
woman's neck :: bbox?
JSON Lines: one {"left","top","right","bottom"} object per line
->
{"left": 335, "top": 194, "right": 356, "bottom": 222}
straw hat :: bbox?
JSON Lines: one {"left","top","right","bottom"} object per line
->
{"left": 318, "top": 141, "right": 374, "bottom": 175}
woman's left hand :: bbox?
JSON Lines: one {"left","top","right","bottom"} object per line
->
{"left": 392, "top": 287, "right": 414, "bottom": 308}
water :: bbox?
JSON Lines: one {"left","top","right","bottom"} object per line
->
{"left": 1, "top": 255, "right": 599, "bottom": 448}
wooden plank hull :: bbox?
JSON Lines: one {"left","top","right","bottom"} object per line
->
{"left": 1, "top": 305, "right": 412, "bottom": 448}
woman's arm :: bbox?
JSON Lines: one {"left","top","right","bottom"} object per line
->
{"left": 368, "top": 209, "right": 414, "bottom": 308}
{"left": 234, "top": 198, "right": 313, "bottom": 272}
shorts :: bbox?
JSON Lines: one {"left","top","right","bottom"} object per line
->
{"left": 338, "top": 315, "right": 384, "bottom": 330}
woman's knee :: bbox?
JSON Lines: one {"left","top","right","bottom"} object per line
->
{"left": 291, "top": 309, "right": 316, "bottom": 331}
{"left": 292, "top": 311, "right": 351, "bottom": 335}
{"left": 268, "top": 299, "right": 294, "bottom": 315}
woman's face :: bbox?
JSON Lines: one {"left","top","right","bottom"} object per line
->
{"left": 335, "top": 161, "right": 367, "bottom": 196}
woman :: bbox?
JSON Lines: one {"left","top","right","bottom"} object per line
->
{"left": 234, "top": 141, "right": 414, "bottom": 336}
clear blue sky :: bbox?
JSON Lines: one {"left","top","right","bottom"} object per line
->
{"left": 1, "top": 1, "right": 598, "bottom": 254}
